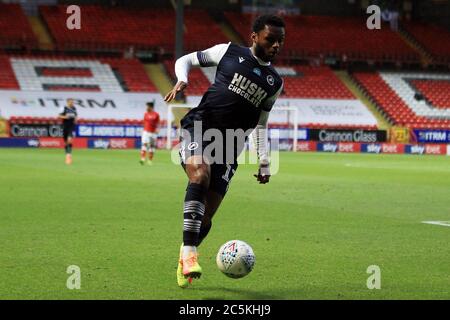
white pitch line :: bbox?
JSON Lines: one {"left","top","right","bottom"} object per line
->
{"left": 422, "top": 221, "right": 450, "bottom": 227}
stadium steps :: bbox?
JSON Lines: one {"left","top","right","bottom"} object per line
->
{"left": 27, "top": 16, "right": 54, "bottom": 50}
{"left": 144, "top": 63, "right": 174, "bottom": 97}
{"left": 335, "top": 71, "right": 391, "bottom": 130}
{"left": 218, "top": 21, "right": 245, "bottom": 45}
{"left": 144, "top": 62, "right": 191, "bottom": 124}
{"left": 397, "top": 27, "right": 433, "bottom": 67}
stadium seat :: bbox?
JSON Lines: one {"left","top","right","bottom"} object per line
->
{"left": 353, "top": 71, "right": 450, "bottom": 129}
{"left": 0, "top": 3, "right": 38, "bottom": 50}
{"left": 0, "top": 56, "right": 20, "bottom": 89}
{"left": 280, "top": 65, "right": 354, "bottom": 99}
{"left": 224, "top": 12, "right": 420, "bottom": 63}
{"left": 40, "top": 5, "right": 227, "bottom": 52}
{"left": 403, "top": 22, "right": 450, "bottom": 64}
{"left": 0, "top": 55, "right": 157, "bottom": 92}
{"left": 411, "top": 79, "right": 450, "bottom": 109}
{"left": 163, "top": 59, "right": 211, "bottom": 96}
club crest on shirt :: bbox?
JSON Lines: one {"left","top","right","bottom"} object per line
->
{"left": 187, "top": 142, "right": 199, "bottom": 150}
{"left": 253, "top": 68, "right": 261, "bottom": 76}
{"left": 267, "top": 75, "right": 274, "bottom": 86}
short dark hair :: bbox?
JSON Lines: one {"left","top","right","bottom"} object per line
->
{"left": 146, "top": 101, "right": 154, "bottom": 108}
{"left": 252, "top": 14, "right": 285, "bottom": 33}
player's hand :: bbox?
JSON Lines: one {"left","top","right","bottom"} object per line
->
{"left": 164, "top": 81, "right": 187, "bottom": 102}
{"left": 254, "top": 163, "right": 270, "bottom": 184}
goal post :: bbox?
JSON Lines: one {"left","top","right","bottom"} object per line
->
{"left": 166, "top": 103, "right": 197, "bottom": 149}
{"left": 166, "top": 103, "right": 299, "bottom": 151}
{"left": 265, "top": 106, "right": 299, "bottom": 152}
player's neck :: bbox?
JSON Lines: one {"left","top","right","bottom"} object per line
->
{"left": 249, "top": 47, "right": 271, "bottom": 66}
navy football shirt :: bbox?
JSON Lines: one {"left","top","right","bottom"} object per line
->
{"left": 59, "top": 105, "right": 78, "bottom": 129}
{"left": 181, "top": 43, "right": 283, "bottom": 131}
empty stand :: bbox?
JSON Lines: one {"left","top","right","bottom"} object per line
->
{"left": 102, "top": 58, "right": 158, "bottom": 92}
{"left": 281, "top": 65, "right": 354, "bottom": 99}
{"left": 411, "top": 80, "right": 450, "bottom": 109}
{"left": 224, "top": 11, "right": 252, "bottom": 46}
{"left": 0, "top": 3, "right": 38, "bottom": 50}
{"left": 40, "top": 5, "right": 175, "bottom": 51}
{"left": 353, "top": 72, "right": 450, "bottom": 129}
{"left": 0, "top": 56, "right": 20, "bottom": 89}
{"left": 164, "top": 61, "right": 353, "bottom": 99}
{"left": 403, "top": 22, "right": 450, "bottom": 64}
{"left": 39, "top": 67, "right": 93, "bottom": 77}
{"left": 163, "top": 59, "right": 211, "bottom": 96}
{"left": 183, "top": 9, "right": 229, "bottom": 52}
{"left": 225, "top": 12, "right": 420, "bottom": 63}
{"left": 285, "top": 15, "right": 420, "bottom": 62}
{"left": 40, "top": 5, "right": 228, "bottom": 52}
{"left": 0, "top": 56, "right": 157, "bottom": 92}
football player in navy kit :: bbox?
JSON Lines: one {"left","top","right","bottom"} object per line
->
{"left": 59, "top": 98, "right": 78, "bottom": 165}
{"left": 164, "top": 15, "right": 285, "bottom": 288}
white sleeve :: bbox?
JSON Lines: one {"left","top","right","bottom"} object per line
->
{"left": 254, "top": 83, "right": 283, "bottom": 165}
{"left": 175, "top": 42, "right": 230, "bottom": 84}
{"left": 254, "top": 111, "right": 270, "bottom": 165}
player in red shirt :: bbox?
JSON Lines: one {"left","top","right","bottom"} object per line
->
{"left": 140, "top": 101, "right": 160, "bottom": 165}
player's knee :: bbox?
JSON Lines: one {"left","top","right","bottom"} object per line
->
{"left": 188, "top": 165, "right": 210, "bottom": 186}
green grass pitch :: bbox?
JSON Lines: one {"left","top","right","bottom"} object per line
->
{"left": 0, "top": 148, "right": 449, "bottom": 300}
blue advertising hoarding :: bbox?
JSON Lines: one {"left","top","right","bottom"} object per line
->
{"left": 77, "top": 125, "right": 143, "bottom": 138}
{"left": 412, "top": 130, "right": 450, "bottom": 144}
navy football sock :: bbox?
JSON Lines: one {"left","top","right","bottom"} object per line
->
{"left": 198, "top": 221, "right": 212, "bottom": 246}
{"left": 183, "top": 183, "right": 207, "bottom": 246}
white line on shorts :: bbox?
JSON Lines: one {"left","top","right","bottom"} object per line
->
{"left": 422, "top": 221, "right": 450, "bottom": 227}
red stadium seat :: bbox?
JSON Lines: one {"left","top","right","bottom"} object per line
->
{"left": 0, "top": 4, "right": 38, "bottom": 50}
{"left": 353, "top": 72, "right": 450, "bottom": 129}
{"left": 411, "top": 80, "right": 450, "bottom": 109}
{"left": 0, "top": 55, "right": 157, "bottom": 93}
{"left": 224, "top": 12, "right": 420, "bottom": 63}
{"left": 403, "top": 22, "right": 450, "bottom": 64}
{"left": 0, "top": 56, "right": 20, "bottom": 89}
{"left": 281, "top": 65, "right": 354, "bottom": 99}
{"left": 40, "top": 5, "right": 227, "bottom": 52}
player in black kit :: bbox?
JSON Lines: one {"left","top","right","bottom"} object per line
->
{"left": 59, "top": 98, "right": 78, "bottom": 165}
{"left": 164, "top": 15, "right": 285, "bottom": 288}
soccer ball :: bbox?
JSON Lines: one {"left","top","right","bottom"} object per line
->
{"left": 216, "top": 240, "right": 255, "bottom": 279}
